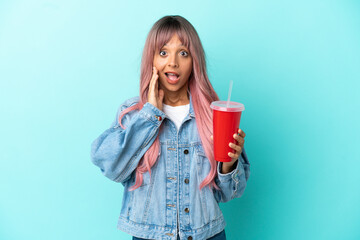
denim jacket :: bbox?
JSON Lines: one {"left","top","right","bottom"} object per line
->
{"left": 91, "top": 94, "right": 250, "bottom": 240}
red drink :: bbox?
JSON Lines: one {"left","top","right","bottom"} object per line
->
{"left": 210, "top": 101, "right": 245, "bottom": 162}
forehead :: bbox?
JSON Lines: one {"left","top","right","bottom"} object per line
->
{"left": 163, "top": 35, "right": 186, "bottom": 48}
{"left": 155, "top": 28, "right": 190, "bottom": 50}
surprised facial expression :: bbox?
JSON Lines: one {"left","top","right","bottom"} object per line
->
{"left": 153, "top": 34, "right": 193, "bottom": 96}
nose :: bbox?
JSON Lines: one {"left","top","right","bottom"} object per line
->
{"left": 168, "top": 54, "right": 178, "bottom": 68}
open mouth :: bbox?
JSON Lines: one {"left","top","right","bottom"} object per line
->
{"left": 165, "top": 72, "right": 180, "bottom": 83}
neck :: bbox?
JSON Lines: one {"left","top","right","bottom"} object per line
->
{"left": 163, "top": 87, "right": 189, "bottom": 107}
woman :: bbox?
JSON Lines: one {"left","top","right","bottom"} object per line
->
{"left": 91, "top": 15, "right": 250, "bottom": 240}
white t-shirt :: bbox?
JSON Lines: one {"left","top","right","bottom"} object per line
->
{"left": 162, "top": 103, "right": 190, "bottom": 131}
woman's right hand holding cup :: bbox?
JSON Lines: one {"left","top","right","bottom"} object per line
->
{"left": 148, "top": 67, "right": 164, "bottom": 111}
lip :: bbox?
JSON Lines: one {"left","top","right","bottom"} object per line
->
{"left": 164, "top": 72, "right": 180, "bottom": 84}
{"left": 165, "top": 71, "right": 179, "bottom": 75}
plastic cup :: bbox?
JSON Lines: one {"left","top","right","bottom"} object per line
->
{"left": 210, "top": 101, "right": 245, "bottom": 162}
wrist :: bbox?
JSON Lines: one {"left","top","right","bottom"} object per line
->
{"left": 221, "top": 160, "right": 238, "bottom": 174}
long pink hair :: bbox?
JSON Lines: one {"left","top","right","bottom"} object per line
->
{"left": 119, "top": 16, "right": 220, "bottom": 191}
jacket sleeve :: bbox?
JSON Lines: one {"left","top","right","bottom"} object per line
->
{"left": 213, "top": 147, "right": 250, "bottom": 203}
{"left": 90, "top": 99, "right": 166, "bottom": 184}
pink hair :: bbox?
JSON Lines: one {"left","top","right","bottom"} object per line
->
{"left": 119, "top": 16, "right": 220, "bottom": 191}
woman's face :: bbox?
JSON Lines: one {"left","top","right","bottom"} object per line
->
{"left": 153, "top": 34, "right": 193, "bottom": 98}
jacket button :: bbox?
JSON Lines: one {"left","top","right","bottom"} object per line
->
{"left": 184, "top": 208, "right": 189, "bottom": 213}
{"left": 155, "top": 115, "right": 162, "bottom": 121}
{"left": 184, "top": 178, "right": 189, "bottom": 184}
{"left": 184, "top": 149, "right": 189, "bottom": 154}
{"left": 188, "top": 236, "right": 193, "bottom": 240}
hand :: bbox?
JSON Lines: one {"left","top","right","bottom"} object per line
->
{"left": 211, "top": 129, "right": 246, "bottom": 172}
{"left": 147, "top": 67, "right": 165, "bottom": 111}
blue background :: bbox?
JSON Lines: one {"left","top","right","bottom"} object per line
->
{"left": 1, "top": 0, "right": 359, "bottom": 239}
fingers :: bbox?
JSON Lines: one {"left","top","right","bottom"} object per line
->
{"left": 229, "top": 128, "right": 245, "bottom": 159}
{"left": 233, "top": 129, "right": 245, "bottom": 144}
{"left": 149, "top": 67, "right": 158, "bottom": 92}
{"left": 229, "top": 142, "right": 242, "bottom": 152}
{"left": 237, "top": 128, "right": 246, "bottom": 138}
{"left": 148, "top": 67, "right": 160, "bottom": 105}
{"left": 211, "top": 129, "right": 245, "bottom": 159}
{"left": 151, "top": 67, "right": 159, "bottom": 93}
{"left": 228, "top": 142, "right": 242, "bottom": 160}
{"left": 210, "top": 133, "right": 243, "bottom": 145}
{"left": 233, "top": 133, "right": 245, "bottom": 145}
{"left": 152, "top": 66, "right": 158, "bottom": 78}
{"left": 228, "top": 152, "right": 239, "bottom": 159}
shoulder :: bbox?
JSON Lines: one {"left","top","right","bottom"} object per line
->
{"left": 112, "top": 96, "right": 140, "bottom": 128}
{"left": 121, "top": 96, "right": 140, "bottom": 108}
{"left": 116, "top": 96, "right": 140, "bottom": 117}
{"left": 116, "top": 96, "right": 140, "bottom": 113}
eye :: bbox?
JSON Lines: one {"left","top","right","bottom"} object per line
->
{"left": 159, "top": 50, "right": 167, "bottom": 56}
{"left": 180, "top": 51, "right": 189, "bottom": 57}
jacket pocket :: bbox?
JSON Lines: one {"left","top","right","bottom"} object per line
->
{"left": 194, "top": 144, "right": 223, "bottom": 222}
{"left": 128, "top": 160, "right": 158, "bottom": 224}
{"left": 194, "top": 144, "right": 207, "bottom": 166}
{"left": 140, "top": 170, "right": 151, "bottom": 187}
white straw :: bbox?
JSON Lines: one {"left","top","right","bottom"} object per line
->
{"left": 226, "top": 80, "right": 233, "bottom": 108}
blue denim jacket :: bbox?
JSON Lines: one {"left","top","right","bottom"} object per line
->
{"left": 91, "top": 94, "right": 250, "bottom": 240}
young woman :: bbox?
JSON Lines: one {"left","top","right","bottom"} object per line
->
{"left": 91, "top": 15, "right": 250, "bottom": 240}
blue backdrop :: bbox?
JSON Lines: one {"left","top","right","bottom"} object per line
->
{"left": 0, "top": 0, "right": 359, "bottom": 239}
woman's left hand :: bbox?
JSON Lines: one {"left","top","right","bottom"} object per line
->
{"left": 211, "top": 128, "right": 246, "bottom": 169}
{"left": 228, "top": 128, "right": 246, "bottom": 162}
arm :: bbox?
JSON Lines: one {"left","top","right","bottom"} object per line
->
{"left": 213, "top": 147, "right": 250, "bottom": 203}
{"left": 90, "top": 99, "right": 166, "bottom": 184}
